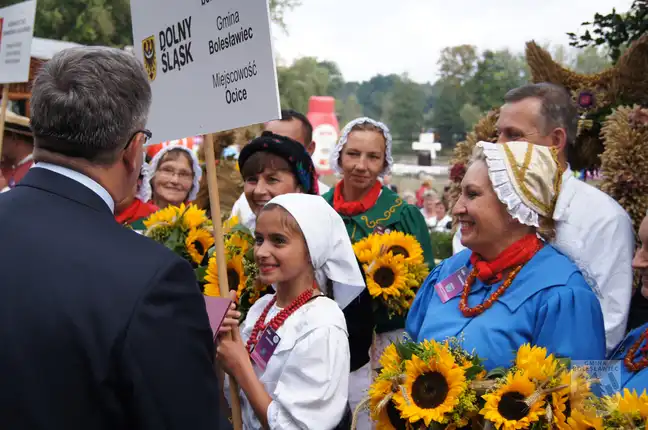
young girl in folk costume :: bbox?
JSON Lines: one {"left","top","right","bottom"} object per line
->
{"left": 323, "top": 117, "right": 434, "bottom": 429}
{"left": 138, "top": 144, "right": 202, "bottom": 208}
{"left": 217, "top": 193, "right": 366, "bottom": 429}
{"left": 233, "top": 131, "right": 319, "bottom": 231}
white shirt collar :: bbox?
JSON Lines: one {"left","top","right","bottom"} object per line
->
{"left": 33, "top": 162, "right": 115, "bottom": 213}
{"left": 553, "top": 166, "right": 577, "bottom": 221}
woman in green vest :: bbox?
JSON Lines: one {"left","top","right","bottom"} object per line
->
{"left": 322, "top": 117, "right": 434, "bottom": 430}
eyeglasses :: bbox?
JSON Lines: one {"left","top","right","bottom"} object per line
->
{"left": 124, "top": 129, "right": 152, "bottom": 150}
{"left": 156, "top": 166, "right": 194, "bottom": 182}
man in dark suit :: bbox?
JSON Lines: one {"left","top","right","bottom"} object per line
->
{"left": 0, "top": 47, "right": 224, "bottom": 429}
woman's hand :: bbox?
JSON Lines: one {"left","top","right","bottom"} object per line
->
{"left": 216, "top": 290, "right": 251, "bottom": 378}
{"left": 216, "top": 324, "right": 251, "bottom": 378}
{"left": 219, "top": 290, "right": 241, "bottom": 334}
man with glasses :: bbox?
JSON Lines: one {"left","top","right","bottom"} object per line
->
{"left": 0, "top": 47, "right": 224, "bottom": 429}
{"left": 1, "top": 110, "right": 34, "bottom": 192}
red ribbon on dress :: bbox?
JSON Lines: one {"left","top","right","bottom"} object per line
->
{"left": 333, "top": 180, "right": 382, "bottom": 216}
{"left": 469, "top": 233, "right": 544, "bottom": 284}
{"left": 115, "top": 199, "right": 159, "bottom": 225}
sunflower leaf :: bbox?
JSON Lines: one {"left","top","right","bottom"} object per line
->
{"left": 465, "top": 365, "right": 485, "bottom": 380}
{"left": 244, "top": 246, "right": 255, "bottom": 262}
{"left": 195, "top": 266, "right": 207, "bottom": 283}
{"left": 231, "top": 224, "right": 254, "bottom": 237}
{"left": 428, "top": 422, "right": 445, "bottom": 430}
{"left": 394, "top": 341, "right": 416, "bottom": 361}
{"left": 557, "top": 357, "right": 572, "bottom": 369}
{"left": 164, "top": 228, "right": 183, "bottom": 253}
{"left": 485, "top": 367, "right": 508, "bottom": 379}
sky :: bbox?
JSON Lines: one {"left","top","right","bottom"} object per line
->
{"left": 271, "top": 0, "right": 633, "bottom": 83}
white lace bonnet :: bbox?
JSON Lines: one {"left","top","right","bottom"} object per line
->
{"left": 476, "top": 141, "right": 562, "bottom": 227}
{"left": 137, "top": 144, "right": 203, "bottom": 203}
{"left": 329, "top": 117, "right": 394, "bottom": 176}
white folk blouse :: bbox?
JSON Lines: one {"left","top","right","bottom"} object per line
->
{"left": 226, "top": 294, "right": 350, "bottom": 429}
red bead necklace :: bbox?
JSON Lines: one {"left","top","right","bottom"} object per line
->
{"left": 459, "top": 266, "right": 523, "bottom": 317}
{"left": 246, "top": 283, "right": 316, "bottom": 354}
{"left": 624, "top": 328, "right": 648, "bottom": 372}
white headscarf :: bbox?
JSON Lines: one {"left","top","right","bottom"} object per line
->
{"left": 264, "top": 193, "right": 366, "bottom": 310}
{"left": 329, "top": 117, "right": 394, "bottom": 177}
{"left": 137, "top": 144, "right": 203, "bottom": 203}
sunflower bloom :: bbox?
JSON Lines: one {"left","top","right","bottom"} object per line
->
{"left": 515, "top": 344, "right": 558, "bottom": 382}
{"left": 143, "top": 205, "right": 180, "bottom": 230}
{"left": 365, "top": 254, "right": 411, "bottom": 300}
{"left": 181, "top": 204, "right": 209, "bottom": 230}
{"left": 567, "top": 408, "right": 603, "bottom": 430}
{"left": 227, "top": 254, "right": 248, "bottom": 299}
{"left": 226, "top": 233, "right": 251, "bottom": 256}
{"left": 393, "top": 346, "right": 467, "bottom": 426}
{"left": 185, "top": 228, "right": 214, "bottom": 264}
{"left": 223, "top": 216, "right": 240, "bottom": 234}
{"left": 353, "top": 235, "right": 380, "bottom": 264}
{"left": 380, "top": 344, "right": 404, "bottom": 374}
{"left": 204, "top": 256, "right": 220, "bottom": 297}
{"left": 481, "top": 371, "right": 545, "bottom": 430}
{"left": 379, "top": 231, "right": 425, "bottom": 266}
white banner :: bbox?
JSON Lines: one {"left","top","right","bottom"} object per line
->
{"left": 0, "top": 0, "right": 37, "bottom": 84}
{"left": 130, "top": 0, "right": 281, "bottom": 143}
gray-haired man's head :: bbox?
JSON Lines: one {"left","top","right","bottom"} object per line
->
{"left": 496, "top": 82, "right": 577, "bottom": 167}
{"left": 30, "top": 47, "right": 152, "bottom": 165}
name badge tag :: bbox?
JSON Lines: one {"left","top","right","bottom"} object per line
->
{"left": 434, "top": 267, "right": 470, "bottom": 303}
{"left": 250, "top": 326, "right": 281, "bottom": 371}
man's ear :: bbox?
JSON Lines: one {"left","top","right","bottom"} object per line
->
{"left": 123, "top": 133, "right": 145, "bottom": 173}
{"left": 550, "top": 127, "right": 568, "bottom": 154}
{"left": 307, "top": 140, "right": 316, "bottom": 157}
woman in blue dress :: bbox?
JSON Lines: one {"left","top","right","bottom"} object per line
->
{"left": 605, "top": 212, "right": 648, "bottom": 393}
{"left": 406, "top": 141, "right": 606, "bottom": 370}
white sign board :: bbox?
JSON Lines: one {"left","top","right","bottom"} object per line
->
{"left": 0, "top": 0, "right": 36, "bottom": 84}
{"left": 130, "top": 0, "right": 281, "bottom": 143}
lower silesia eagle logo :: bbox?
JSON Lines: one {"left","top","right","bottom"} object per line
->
{"left": 142, "top": 36, "right": 157, "bottom": 81}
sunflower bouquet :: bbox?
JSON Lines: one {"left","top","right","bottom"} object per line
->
{"left": 143, "top": 203, "right": 214, "bottom": 268}
{"left": 480, "top": 344, "right": 600, "bottom": 430}
{"left": 365, "top": 337, "right": 487, "bottom": 429}
{"left": 353, "top": 231, "right": 430, "bottom": 318}
{"left": 202, "top": 218, "right": 272, "bottom": 320}
{"left": 600, "top": 388, "right": 648, "bottom": 429}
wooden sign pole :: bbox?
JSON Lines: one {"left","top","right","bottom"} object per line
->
{"left": 203, "top": 132, "right": 243, "bottom": 430}
{"left": 0, "top": 86, "right": 10, "bottom": 157}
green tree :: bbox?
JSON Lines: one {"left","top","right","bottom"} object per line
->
{"left": 430, "top": 80, "right": 468, "bottom": 145}
{"left": 318, "top": 60, "right": 345, "bottom": 99}
{"left": 459, "top": 103, "right": 482, "bottom": 130}
{"left": 466, "top": 49, "right": 529, "bottom": 112}
{"left": 355, "top": 74, "right": 400, "bottom": 120}
{"left": 382, "top": 74, "right": 425, "bottom": 143}
{"left": 0, "top": 0, "right": 299, "bottom": 46}
{"left": 336, "top": 94, "right": 363, "bottom": 126}
{"left": 567, "top": 0, "right": 648, "bottom": 62}
{"left": 573, "top": 46, "right": 612, "bottom": 74}
{"left": 437, "top": 45, "right": 478, "bottom": 85}
{"left": 543, "top": 43, "right": 612, "bottom": 74}
{"left": 276, "top": 57, "right": 331, "bottom": 114}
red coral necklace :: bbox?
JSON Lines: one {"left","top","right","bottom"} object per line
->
{"left": 624, "top": 328, "right": 648, "bottom": 372}
{"left": 246, "top": 282, "right": 317, "bottom": 354}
